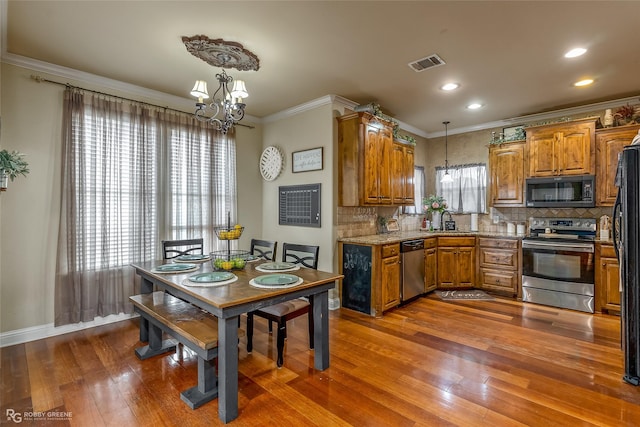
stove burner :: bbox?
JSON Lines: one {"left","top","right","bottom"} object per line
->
{"left": 527, "top": 217, "right": 596, "bottom": 241}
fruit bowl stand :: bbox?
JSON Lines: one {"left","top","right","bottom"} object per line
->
{"left": 210, "top": 249, "right": 250, "bottom": 271}
{"left": 211, "top": 214, "right": 250, "bottom": 271}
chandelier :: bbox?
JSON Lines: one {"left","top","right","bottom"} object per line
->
{"left": 182, "top": 35, "right": 260, "bottom": 134}
{"left": 190, "top": 68, "right": 248, "bottom": 134}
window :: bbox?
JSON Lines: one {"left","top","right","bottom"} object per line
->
{"left": 55, "top": 88, "right": 236, "bottom": 326}
{"left": 435, "top": 163, "right": 487, "bottom": 214}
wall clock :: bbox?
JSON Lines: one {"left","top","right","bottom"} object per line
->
{"left": 259, "top": 146, "right": 283, "bottom": 181}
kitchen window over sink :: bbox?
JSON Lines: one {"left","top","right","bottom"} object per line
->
{"left": 435, "top": 163, "right": 487, "bottom": 214}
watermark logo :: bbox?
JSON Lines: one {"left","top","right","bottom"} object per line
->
{"left": 6, "top": 409, "right": 22, "bottom": 423}
{"left": 6, "top": 409, "right": 73, "bottom": 423}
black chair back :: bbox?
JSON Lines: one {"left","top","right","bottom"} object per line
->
{"left": 162, "top": 238, "right": 204, "bottom": 260}
{"left": 250, "top": 239, "right": 277, "bottom": 261}
{"left": 282, "top": 243, "right": 319, "bottom": 269}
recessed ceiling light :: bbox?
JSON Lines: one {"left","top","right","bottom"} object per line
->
{"left": 574, "top": 79, "right": 594, "bottom": 87}
{"left": 441, "top": 83, "right": 459, "bottom": 91}
{"left": 565, "top": 48, "right": 587, "bottom": 58}
{"left": 467, "top": 103, "right": 483, "bottom": 110}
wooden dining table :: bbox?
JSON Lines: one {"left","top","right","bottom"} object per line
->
{"left": 130, "top": 258, "right": 343, "bottom": 423}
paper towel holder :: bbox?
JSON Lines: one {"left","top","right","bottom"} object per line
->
{"left": 470, "top": 213, "right": 479, "bottom": 231}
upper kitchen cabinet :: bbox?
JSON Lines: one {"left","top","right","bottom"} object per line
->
{"left": 337, "top": 112, "right": 414, "bottom": 206}
{"left": 489, "top": 140, "right": 525, "bottom": 206}
{"left": 391, "top": 140, "right": 415, "bottom": 205}
{"left": 596, "top": 124, "right": 640, "bottom": 206}
{"left": 527, "top": 118, "right": 597, "bottom": 177}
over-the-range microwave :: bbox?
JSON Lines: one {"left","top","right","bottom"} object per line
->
{"left": 525, "top": 174, "right": 595, "bottom": 208}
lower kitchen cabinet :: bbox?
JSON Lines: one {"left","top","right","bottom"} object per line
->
{"left": 477, "top": 237, "right": 520, "bottom": 297}
{"left": 437, "top": 236, "right": 476, "bottom": 288}
{"left": 381, "top": 243, "right": 401, "bottom": 311}
{"left": 339, "top": 241, "right": 400, "bottom": 317}
{"left": 596, "top": 242, "right": 620, "bottom": 315}
{"left": 424, "top": 238, "right": 437, "bottom": 293}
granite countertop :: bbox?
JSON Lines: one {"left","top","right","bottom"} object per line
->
{"left": 338, "top": 230, "right": 525, "bottom": 245}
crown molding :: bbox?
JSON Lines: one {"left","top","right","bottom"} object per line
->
{"left": 427, "top": 95, "right": 640, "bottom": 138}
{"left": 3, "top": 50, "right": 637, "bottom": 138}
{"left": 1, "top": 52, "right": 261, "bottom": 123}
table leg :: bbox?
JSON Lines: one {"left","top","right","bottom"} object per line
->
{"left": 139, "top": 277, "right": 153, "bottom": 343}
{"left": 218, "top": 315, "right": 239, "bottom": 423}
{"left": 312, "top": 289, "right": 330, "bottom": 370}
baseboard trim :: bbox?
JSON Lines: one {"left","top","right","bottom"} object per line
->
{"left": 1, "top": 298, "right": 339, "bottom": 347}
{"left": 0, "top": 313, "right": 137, "bottom": 348}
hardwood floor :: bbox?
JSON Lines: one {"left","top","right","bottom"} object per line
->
{"left": 2, "top": 294, "right": 639, "bottom": 426}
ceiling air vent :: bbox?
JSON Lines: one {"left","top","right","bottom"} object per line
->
{"left": 408, "top": 54, "right": 446, "bottom": 72}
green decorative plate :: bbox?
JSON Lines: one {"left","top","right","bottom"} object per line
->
{"left": 152, "top": 263, "right": 198, "bottom": 273}
{"left": 257, "top": 261, "right": 298, "bottom": 271}
{"left": 188, "top": 271, "right": 235, "bottom": 283}
{"left": 175, "top": 254, "right": 210, "bottom": 262}
{"left": 252, "top": 274, "right": 300, "bottom": 287}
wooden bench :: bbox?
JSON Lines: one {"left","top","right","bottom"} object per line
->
{"left": 129, "top": 291, "right": 244, "bottom": 409}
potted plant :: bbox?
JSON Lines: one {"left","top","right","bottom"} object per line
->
{"left": 0, "top": 149, "right": 30, "bottom": 191}
{"left": 615, "top": 104, "right": 635, "bottom": 126}
{"left": 423, "top": 194, "right": 448, "bottom": 230}
{"left": 377, "top": 215, "right": 388, "bottom": 234}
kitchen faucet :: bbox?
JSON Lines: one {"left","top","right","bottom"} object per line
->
{"left": 441, "top": 210, "right": 453, "bottom": 230}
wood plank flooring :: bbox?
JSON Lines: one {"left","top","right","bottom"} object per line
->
{"left": 2, "top": 294, "right": 639, "bottom": 426}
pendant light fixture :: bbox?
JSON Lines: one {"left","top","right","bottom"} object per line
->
{"left": 182, "top": 35, "right": 260, "bottom": 134}
{"left": 441, "top": 120, "right": 453, "bottom": 183}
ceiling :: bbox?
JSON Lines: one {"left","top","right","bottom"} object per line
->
{"left": 4, "top": 1, "right": 640, "bottom": 137}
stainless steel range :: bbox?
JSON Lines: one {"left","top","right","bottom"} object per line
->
{"left": 522, "top": 217, "right": 596, "bottom": 313}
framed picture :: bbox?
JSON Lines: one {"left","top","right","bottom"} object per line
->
{"left": 386, "top": 218, "right": 399, "bottom": 232}
{"left": 292, "top": 147, "right": 323, "bottom": 173}
{"left": 502, "top": 125, "right": 526, "bottom": 141}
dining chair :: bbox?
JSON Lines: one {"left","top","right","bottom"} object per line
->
{"left": 162, "top": 238, "right": 204, "bottom": 260}
{"left": 250, "top": 239, "right": 277, "bottom": 261}
{"left": 246, "top": 243, "right": 319, "bottom": 367}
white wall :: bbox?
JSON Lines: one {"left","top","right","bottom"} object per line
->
{"left": 260, "top": 103, "right": 336, "bottom": 272}
{"left": 0, "top": 63, "right": 263, "bottom": 334}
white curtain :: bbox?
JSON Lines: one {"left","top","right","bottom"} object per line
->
{"left": 435, "top": 163, "right": 487, "bottom": 214}
{"left": 55, "top": 88, "right": 235, "bottom": 326}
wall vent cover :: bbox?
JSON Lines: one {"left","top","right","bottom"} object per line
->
{"left": 408, "top": 54, "right": 446, "bottom": 72}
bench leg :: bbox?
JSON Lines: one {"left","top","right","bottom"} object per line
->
{"left": 139, "top": 278, "right": 154, "bottom": 342}
{"left": 134, "top": 322, "right": 177, "bottom": 360}
{"left": 180, "top": 356, "right": 218, "bottom": 409}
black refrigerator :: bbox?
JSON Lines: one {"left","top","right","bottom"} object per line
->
{"left": 614, "top": 140, "right": 640, "bottom": 386}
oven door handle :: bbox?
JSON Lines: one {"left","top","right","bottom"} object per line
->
{"left": 522, "top": 240, "right": 594, "bottom": 253}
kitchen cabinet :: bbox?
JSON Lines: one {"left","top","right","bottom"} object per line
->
{"left": 424, "top": 238, "right": 437, "bottom": 293}
{"left": 596, "top": 124, "right": 640, "bottom": 206}
{"left": 477, "top": 237, "right": 520, "bottom": 297}
{"left": 381, "top": 243, "right": 401, "bottom": 311}
{"left": 391, "top": 140, "right": 415, "bottom": 205}
{"left": 527, "top": 118, "right": 596, "bottom": 177}
{"left": 489, "top": 141, "right": 525, "bottom": 206}
{"left": 437, "top": 236, "right": 476, "bottom": 288}
{"left": 337, "top": 112, "right": 394, "bottom": 206}
{"left": 338, "top": 241, "right": 400, "bottom": 317}
{"left": 596, "top": 243, "right": 620, "bottom": 315}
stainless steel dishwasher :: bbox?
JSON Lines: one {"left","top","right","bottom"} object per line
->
{"left": 401, "top": 239, "right": 425, "bottom": 302}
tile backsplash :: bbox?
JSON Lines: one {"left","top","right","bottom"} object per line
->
{"left": 336, "top": 205, "right": 615, "bottom": 239}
